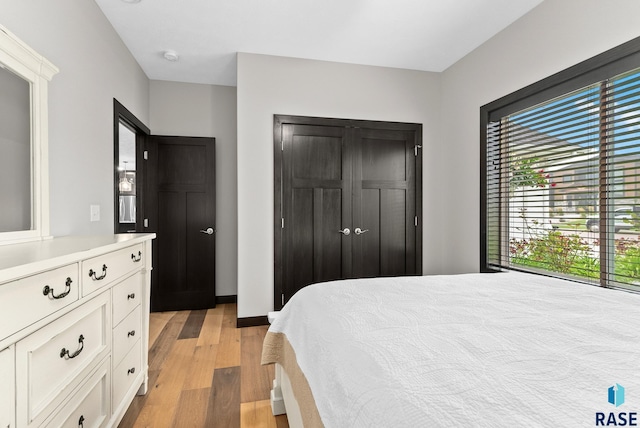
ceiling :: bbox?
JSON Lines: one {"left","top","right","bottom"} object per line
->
{"left": 94, "top": 0, "right": 543, "bottom": 87}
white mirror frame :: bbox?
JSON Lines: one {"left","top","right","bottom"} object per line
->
{"left": 0, "top": 25, "right": 58, "bottom": 245}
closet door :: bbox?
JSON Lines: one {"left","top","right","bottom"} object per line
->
{"left": 352, "top": 128, "right": 417, "bottom": 278}
{"left": 276, "top": 116, "right": 422, "bottom": 307}
{"left": 281, "top": 124, "right": 353, "bottom": 298}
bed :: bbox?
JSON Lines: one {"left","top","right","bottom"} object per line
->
{"left": 261, "top": 271, "right": 640, "bottom": 427}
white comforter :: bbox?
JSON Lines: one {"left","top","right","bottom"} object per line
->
{"left": 268, "top": 272, "right": 640, "bottom": 427}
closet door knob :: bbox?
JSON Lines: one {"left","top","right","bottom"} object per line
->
{"left": 199, "top": 227, "right": 214, "bottom": 235}
{"left": 354, "top": 228, "right": 369, "bottom": 235}
{"left": 338, "top": 228, "right": 350, "bottom": 236}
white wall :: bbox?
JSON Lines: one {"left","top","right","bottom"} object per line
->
{"left": 2, "top": 0, "right": 150, "bottom": 236}
{"left": 149, "top": 81, "right": 238, "bottom": 297}
{"left": 236, "top": 53, "right": 442, "bottom": 318}
{"left": 439, "top": 0, "right": 640, "bottom": 274}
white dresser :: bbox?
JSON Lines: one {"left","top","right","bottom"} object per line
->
{"left": 0, "top": 234, "right": 155, "bottom": 428}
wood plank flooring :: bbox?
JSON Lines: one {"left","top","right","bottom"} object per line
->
{"left": 118, "top": 304, "right": 289, "bottom": 428}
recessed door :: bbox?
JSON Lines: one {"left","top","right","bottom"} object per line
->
{"left": 146, "top": 136, "right": 216, "bottom": 311}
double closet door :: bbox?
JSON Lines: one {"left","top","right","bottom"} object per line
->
{"left": 275, "top": 116, "right": 422, "bottom": 307}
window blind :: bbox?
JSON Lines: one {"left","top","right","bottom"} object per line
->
{"left": 485, "top": 67, "right": 640, "bottom": 291}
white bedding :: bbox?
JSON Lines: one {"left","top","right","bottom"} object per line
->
{"left": 267, "top": 272, "right": 640, "bottom": 427}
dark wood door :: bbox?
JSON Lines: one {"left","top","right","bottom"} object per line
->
{"left": 276, "top": 116, "right": 422, "bottom": 307}
{"left": 353, "top": 128, "right": 417, "bottom": 278}
{"left": 146, "top": 136, "right": 216, "bottom": 311}
{"left": 281, "top": 124, "right": 352, "bottom": 298}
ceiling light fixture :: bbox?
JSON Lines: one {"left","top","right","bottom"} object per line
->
{"left": 163, "top": 50, "right": 179, "bottom": 62}
{"left": 119, "top": 161, "right": 133, "bottom": 193}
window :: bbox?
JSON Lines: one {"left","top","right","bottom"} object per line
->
{"left": 481, "top": 37, "right": 640, "bottom": 291}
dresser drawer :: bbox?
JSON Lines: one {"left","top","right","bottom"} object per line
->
{"left": 113, "top": 338, "right": 142, "bottom": 409}
{"left": 113, "top": 305, "right": 141, "bottom": 367}
{"left": 0, "top": 263, "right": 79, "bottom": 341}
{"left": 44, "top": 357, "right": 110, "bottom": 428}
{"left": 112, "top": 272, "right": 142, "bottom": 326}
{"left": 82, "top": 244, "right": 144, "bottom": 297}
{"left": 16, "top": 291, "right": 111, "bottom": 427}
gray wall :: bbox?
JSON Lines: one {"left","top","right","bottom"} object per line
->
{"left": 439, "top": 0, "right": 640, "bottom": 274}
{"left": 235, "top": 0, "right": 640, "bottom": 318}
{"left": 6, "top": 0, "right": 640, "bottom": 317}
{"left": 236, "top": 53, "right": 442, "bottom": 318}
{"left": 149, "top": 81, "right": 238, "bottom": 297}
{"left": 3, "top": 0, "right": 150, "bottom": 236}
{"left": 0, "top": 5, "right": 239, "bottom": 296}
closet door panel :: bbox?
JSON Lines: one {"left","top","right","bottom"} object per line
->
{"left": 354, "top": 128, "right": 416, "bottom": 278}
{"left": 313, "top": 188, "right": 344, "bottom": 282}
{"left": 360, "top": 189, "right": 381, "bottom": 277}
{"left": 379, "top": 189, "right": 408, "bottom": 276}
{"left": 360, "top": 137, "right": 406, "bottom": 181}
{"left": 359, "top": 189, "right": 410, "bottom": 277}
{"left": 290, "top": 188, "right": 314, "bottom": 293}
{"left": 292, "top": 133, "right": 342, "bottom": 180}
{"left": 282, "top": 124, "right": 351, "bottom": 300}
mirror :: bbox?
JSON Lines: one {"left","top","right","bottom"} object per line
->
{"left": 0, "top": 25, "right": 58, "bottom": 244}
{"left": 0, "top": 67, "right": 31, "bottom": 232}
{"left": 117, "top": 122, "right": 137, "bottom": 232}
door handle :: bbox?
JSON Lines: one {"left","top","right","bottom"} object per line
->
{"left": 199, "top": 227, "right": 214, "bottom": 235}
{"left": 338, "top": 228, "right": 351, "bottom": 236}
{"left": 354, "top": 227, "right": 369, "bottom": 235}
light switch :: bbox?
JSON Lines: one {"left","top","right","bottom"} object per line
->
{"left": 90, "top": 205, "right": 100, "bottom": 222}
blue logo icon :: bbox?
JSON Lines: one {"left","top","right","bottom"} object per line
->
{"left": 609, "top": 384, "right": 625, "bottom": 407}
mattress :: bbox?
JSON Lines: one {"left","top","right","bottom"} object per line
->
{"left": 262, "top": 272, "right": 640, "bottom": 427}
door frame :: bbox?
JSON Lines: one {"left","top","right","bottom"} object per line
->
{"left": 273, "top": 114, "right": 423, "bottom": 310}
{"left": 113, "top": 99, "right": 150, "bottom": 233}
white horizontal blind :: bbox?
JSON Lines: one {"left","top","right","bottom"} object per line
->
{"left": 605, "top": 70, "right": 640, "bottom": 289}
{"left": 487, "top": 68, "right": 640, "bottom": 289}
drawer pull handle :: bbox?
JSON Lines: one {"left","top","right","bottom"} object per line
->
{"left": 88, "top": 264, "right": 108, "bottom": 281}
{"left": 127, "top": 293, "right": 136, "bottom": 300}
{"left": 60, "top": 334, "right": 85, "bottom": 359}
{"left": 43, "top": 277, "right": 72, "bottom": 299}
{"left": 128, "top": 330, "right": 136, "bottom": 337}
{"left": 78, "top": 415, "right": 85, "bottom": 428}
{"left": 128, "top": 367, "right": 136, "bottom": 375}
{"left": 131, "top": 251, "right": 142, "bottom": 262}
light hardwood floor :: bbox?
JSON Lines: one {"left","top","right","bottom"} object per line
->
{"left": 118, "top": 303, "right": 289, "bottom": 428}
